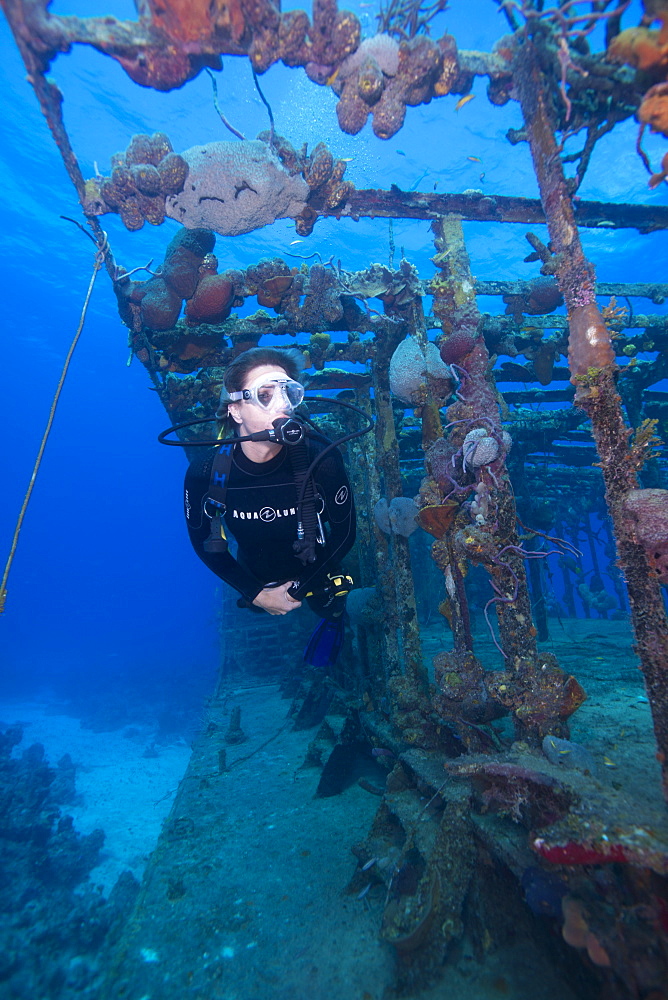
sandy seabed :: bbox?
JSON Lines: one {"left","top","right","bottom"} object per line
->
{"left": 0, "top": 617, "right": 663, "bottom": 1000}
{"left": 0, "top": 701, "right": 192, "bottom": 893}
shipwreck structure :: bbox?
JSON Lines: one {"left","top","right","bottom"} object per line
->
{"left": 3, "top": 0, "right": 668, "bottom": 996}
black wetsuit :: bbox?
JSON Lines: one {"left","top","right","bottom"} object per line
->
{"left": 184, "top": 438, "right": 355, "bottom": 618}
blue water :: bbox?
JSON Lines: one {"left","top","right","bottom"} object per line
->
{"left": 1, "top": 0, "right": 663, "bottom": 704}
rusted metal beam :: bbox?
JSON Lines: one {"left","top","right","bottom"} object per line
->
{"left": 437, "top": 313, "right": 668, "bottom": 332}
{"left": 316, "top": 188, "right": 668, "bottom": 232}
{"left": 514, "top": 34, "right": 668, "bottom": 802}
{"left": 477, "top": 281, "right": 668, "bottom": 302}
{"left": 502, "top": 388, "right": 574, "bottom": 404}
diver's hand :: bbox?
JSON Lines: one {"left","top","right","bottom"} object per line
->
{"left": 252, "top": 582, "right": 302, "bottom": 615}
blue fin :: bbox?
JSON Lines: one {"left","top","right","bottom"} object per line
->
{"left": 304, "top": 617, "right": 345, "bottom": 669}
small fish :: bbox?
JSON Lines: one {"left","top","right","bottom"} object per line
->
{"left": 479, "top": 172, "right": 485, "bottom": 181}
{"left": 396, "top": 149, "right": 406, "bottom": 156}
{"left": 558, "top": 749, "right": 571, "bottom": 755}
{"left": 361, "top": 858, "right": 377, "bottom": 871}
{"left": 372, "top": 747, "right": 395, "bottom": 758}
{"left": 467, "top": 155, "right": 482, "bottom": 162}
{"left": 410, "top": 169, "right": 429, "bottom": 191}
{"left": 433, "top": 180, "right": 439, "bottom": 190}
{"left": 289, "top": 240, "right": 303, "bottom": 246}
{"left": 603, "top": 756, "right": 618, "bottom": 768}
{"left": 455, "top": 94, "right": 475, "bottom": 111}
{"left": 357, "top": 884, "right": 371, "bottom": 900}
{"left": 341, "top": 157, "right": 354, "bottom": 162}
{"left": 325, "top": 68, "right": 339, "bottom": 86}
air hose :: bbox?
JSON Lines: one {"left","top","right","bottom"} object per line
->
{"left": 287, "top": 438, "right": 321, "bottom": 566}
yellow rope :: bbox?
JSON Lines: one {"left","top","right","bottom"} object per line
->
{"left": 0, "top": 245, "right": 105, "bottom": 615}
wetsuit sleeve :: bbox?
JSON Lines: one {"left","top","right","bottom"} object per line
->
{"left": 292, "top": 446, "right": 356, "bottom": 598}
{"left": 184, "top": 455, "right": 265, "bottom": 604}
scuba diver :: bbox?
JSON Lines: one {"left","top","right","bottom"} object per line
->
{"left": 183, "top": 347, "right": 357, "bottom": 667}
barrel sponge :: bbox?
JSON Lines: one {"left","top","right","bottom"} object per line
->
{"left": 169, "top": 228, "right": 216, "bottom": 258}
{"left": 373, "top": 497, "right": 419, "bottom": 537}
{"left": 389, "top": 337, "right": 428, "bottom": 405}
{"left": 185, "top": 275, "right": 234, "bottom": 325}
{"left": 140, "top": 277, "right": 182, "bottom": 331}
{"left": 162, "top": 228, "right": 216, "bottom": 299}
{"left": 164, "top": 140, "right": 310, "bottom": 236}
{"left": 388, "top": 496, "right": 419, "bottom": 537}
{"left": 425, "top": 342, "right": 451, "bottom": 379}
{"left": 389, "top": 337, "right": 453, "bottom": 406}
{"left": 346, "top": 586, "right": 377, "bottom": 623}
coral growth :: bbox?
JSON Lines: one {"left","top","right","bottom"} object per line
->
{"left": 91, "top": 128, "right": 344, "bottom": 243}
{"left": 140, "top": 275, "right": 182, "bottom": 331}
{"left": 374, "top": 496, "right": 420, "bottom": 537}
{"left": 333, "top": 32, "right": 459, "bottom": 138}
{"left": 138, "top": 228, "right": 216, "bottom": 331}
{"left": 117, "top": 228, "right": 238, "bottom": 370}
{"left": 185, "top": 273, "right": 234, "bottom": 325}
{"left": 343, "top": 259, "right": 423, "bottom": 306}
{"left": 607, "top": 25, "right": 668, "bottom": 76}
{"left": 439, "top": 330, "right": 477, "bottom": 365}
{"left": 164, "top": 139, "right": 309, "bottom": 235}
{"left": 289, "top": 263, "right": 345, "bottom": 326}
{"left": 528, "top": 338, "right": 559, "bottom": 385}
{"left": 448, "top": 758, "right": 575, "bottom": 828}
{"left": 486, "top": 657, "right": 586, "bottom": 740}
{"left": 84, "top": 132, "right": 188, "bottom": 231}
{"left": 389, "top": 336, "right": 453, "bottom": 406}
{"left": 433, "top": 650, "right": 502, "bottom": 725}
{"left": 258, "top": 131, "right": 355, "bottom": 235}
{"left": 561, "top": 896, "right": 611, "bottom": 968}
{"left": 415, "top": 500, "right": 459, "bottom": 538}
{"left": 623, "top": 488, "right": 668, "bottom": 583}
{"left": 0, "top": 726, "right": 139, "bottom": 996}
{"left": 462, "top": 427, "right": 512, "bottom": 470}
{"left": 257, "top": 274, "right": 295, "bottom": 309}
{"left": 567, "top": 302, "right": 616, "bottom": 376}
{"left": 503, "top": 277, "right": 563, "bottom": 320}
{"left": 639, "top": 81, "right": 668, "bottom": 137}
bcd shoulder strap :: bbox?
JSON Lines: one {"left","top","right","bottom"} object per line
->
{"left": 203, "top": 441, "right": 235, "bottom": 554}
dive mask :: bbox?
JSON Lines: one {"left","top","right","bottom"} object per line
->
{"left": 228, "top": 371, "right": 305, "bottom": 413}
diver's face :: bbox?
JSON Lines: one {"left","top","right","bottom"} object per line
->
{"left": 228, "top": 365, "right": 293, "bottom": 437}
